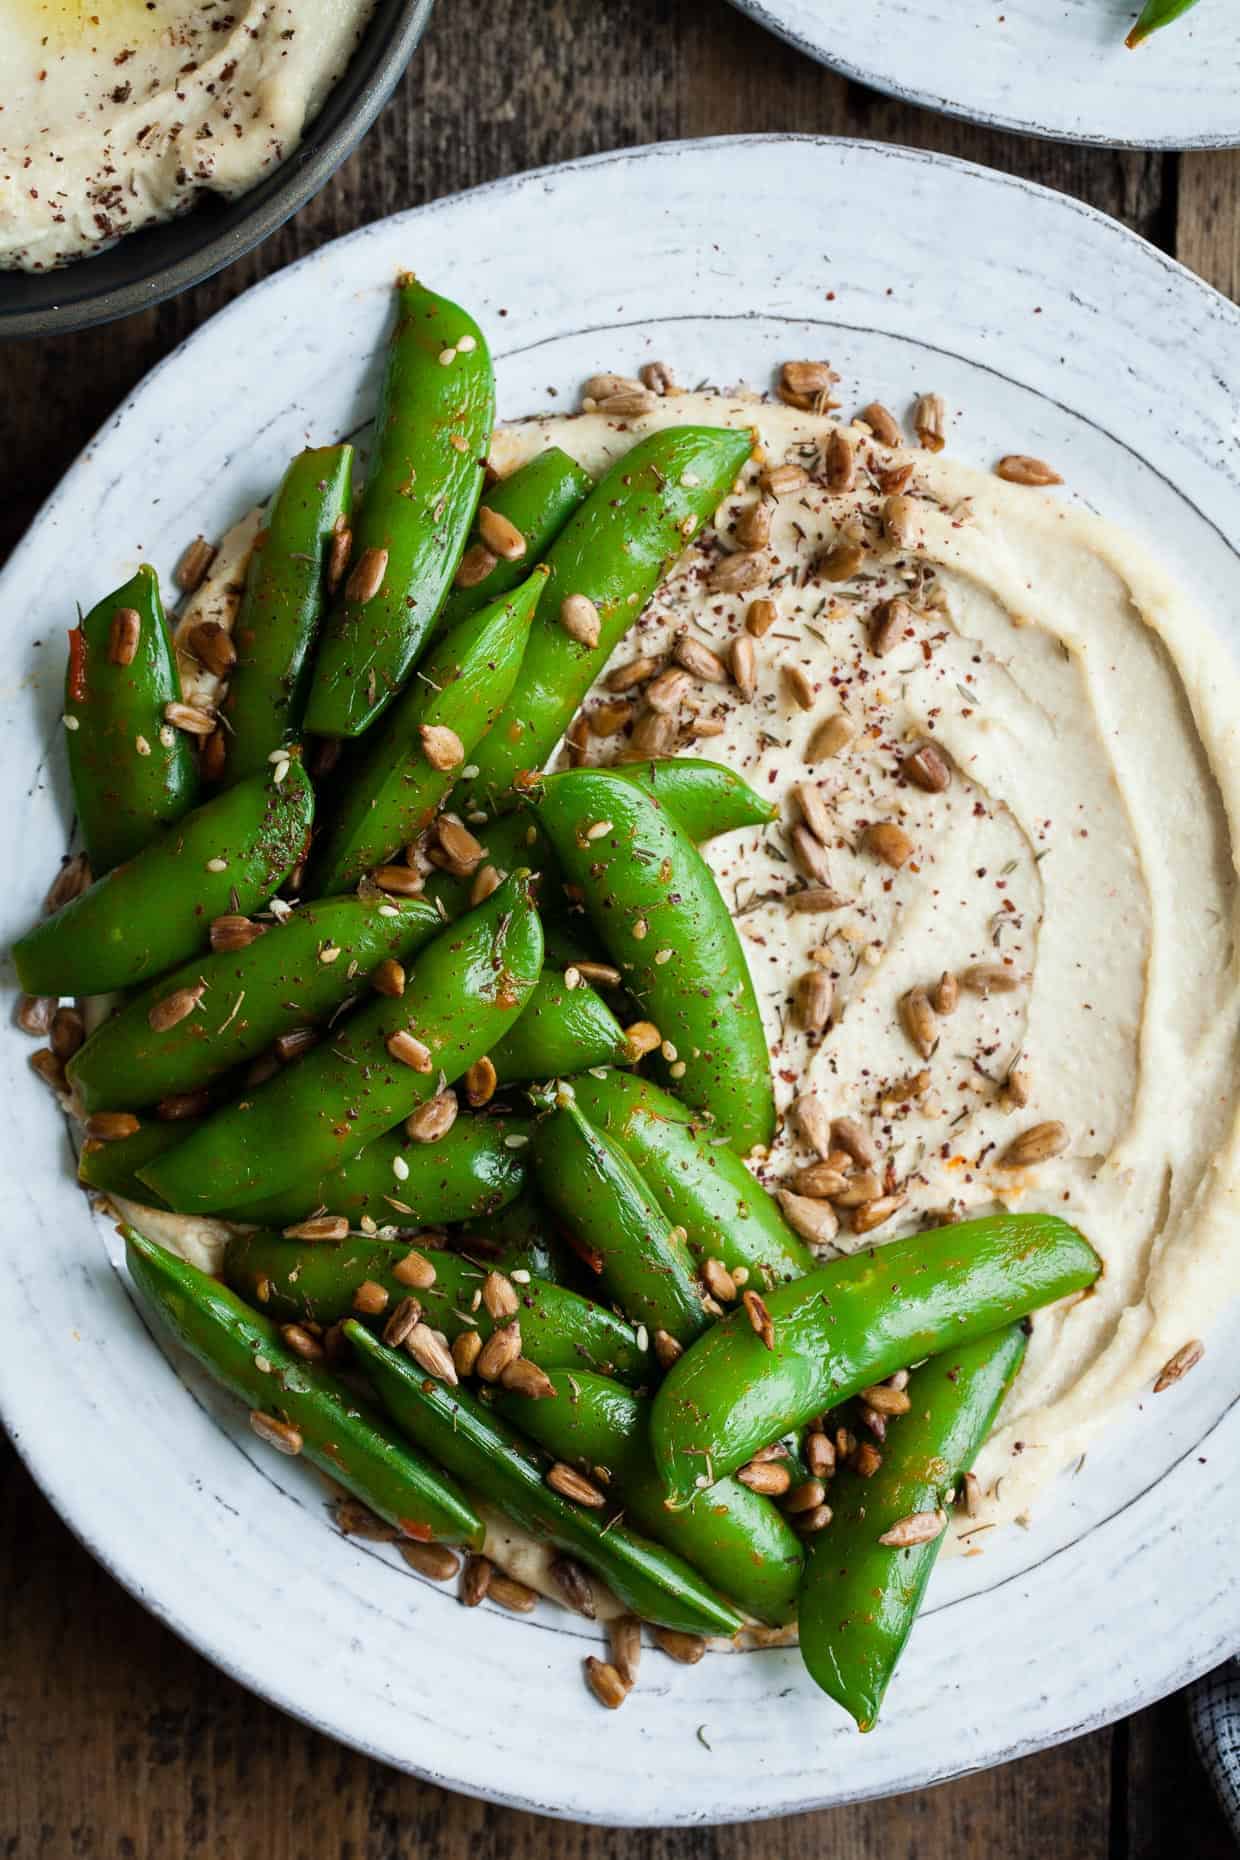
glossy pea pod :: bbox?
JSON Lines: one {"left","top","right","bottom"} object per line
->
{"left": 536, "top": 768, "right": 775, "bottom": 1154}
{"left": 456, "top": 425, "right": 754, "bottom": 815}
{"left": 221, "top": 444, "right": 353, "bottom": 782}
{"left": 1126, "top": 0, "right": 1202, "bottom": 45}
{"left": 495, "top": 1369, "right": 804, "bottom": 1625}
{"left": 64, "top": 564, "right": 199, "bottom": 872}
{"left": 434, "top": 446, "right": 593, "bottom": 632}
{"left": 488, "top": 969, "right": 629, "bottom": 1086}
{"left": 799, "top": 1325, "right": 1027, "bottom": 1729}
{"left": 310, "top": 568, "right": 547, "bottom": 895}
{"left": 225, "top": 1235, "right": 650, "bottom": 1382}
{"left": 304, "top": 277, "right": 495, "bottom": 738}
{"left": 346, "top": 1321, "right": 743, "bottom": 1637}
{"left": 78, "top": 1118, "right": 191, "bottom": 1206}
{"left": 457, "top": 1184, "right": 566, "bottom": 1283}
{"left": 125, "top": 1226, "right": 484, "bottom": 1546}
{"left": 13, "top": 762, "right": 314, "bottom": 998}
{"left": 68, "top": 894, "right": 439, "bottom": 1113}
{"left": 138, "top": 872, "right": 543, "bottom": 1215}
{"left": 651, "top": 1215, "right": 1101, "bottom": 1505}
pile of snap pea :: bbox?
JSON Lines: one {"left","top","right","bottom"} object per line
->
{"left": 13, "top": 274, "right": 1103, "bottom": 1728}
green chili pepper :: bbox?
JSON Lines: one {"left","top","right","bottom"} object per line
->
{"left": 532, "top": 1101, "right": 710, "bottom": 1344}
{"left": 434, "top": 447, "right": 593, "bottom": 632}
{"left": 489, "top": 970, "right": 629, "bottom": 1086}
{"left": 310, "top": 569, "right": 548, "bottom": 895}
{"left": 1126, "top": 0, "right": 1201, "bottom": 45}
{"left": 221, "top": 445, "right": 353, "bottom": 783}
{"left": 651, "top": 1214, "right": 1100, "bottom": 1504}
{"left": 13, "top": 762, "right": 314, "bottom": 998}
{"left": 220, "top": 1112, "right": 530, "bottom": 1230}
{"left": 125, "top": 1226, "right": 483, "bottom": 1547}
{"left": 495, "top": 1369, "right": 803, "bottom": 1624}
{"left": 64, "top": 565, "right": 198, "bottom": 873}
{"left": 456, "top": 426, "right": 753, "bottom": 815}
{"left": 78, "top": 1118, "right": 188, "bottom": 1205}
{"left": 535, "top": 768, "right": 774, "bottom": 1153}
{"left": 799, "top": 1325, "right": 1027, "bottom": 1728}
{"left": 345, "top": 1321, "right": 743, "bottom": 1636}
{"left": 564, "top": 1070, "right": 811, "bottom": 1284}
{"left": 225, "top": 1235, "right": 649, "bottom": 1381}
{"left": 138, "top": 872, "right": 543, "bottom": 1215}
{"left": 68, "top": 894, "right": 438, "bottom": 1113}
{"left": 304, "top": 277, "right": 495, "bottom": 738}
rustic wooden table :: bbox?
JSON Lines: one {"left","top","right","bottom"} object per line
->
{"left": 2, "top": 2, "right": 1238, "bottom": 1853}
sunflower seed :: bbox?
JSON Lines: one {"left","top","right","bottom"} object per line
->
{"left": 865, "top": 821, "right": 914, "bottom": 868}
{"left": 400, "top": 1541, "right": 461, "bottom": 1581}
{"left": 477, "top": 506, "right": 527, "bottom": 561}
{"left": 1000, "top": 1121, "right": 1069, "bottom": 1167}
{"left": 900, "top": 986, "right": 936, "bottom": 1058}
{"left": 584, "top": 1657, "right": 630, "bottom": 1709}
{"left": 805, "top": 713, "right": 854, "bottom": 762}
{"left": 914, "top": 394, "right": 948, "bottom": 453}
{"left": 903, "top": 739, "right": 952, "bottom": 793}
{"left": 547, "top": 1462, "right": 606, "bottom": 1507}
{"left": 861, "top": 402, "right": 903, "bottom": 447}
{"left": 878, "top": 1508, "right": 946, "bottom": 1547}
{"left": 997, "top": 454, "right": 1063, "bottom": 487}
{"left": 419, "top": 724, "right": 465, "bottom": 771}
{"left": 248, "top": 1411, "right": 302, "bottom": 1455}
{"left": 1153, "top": 1339, "right": 1205, "bottom": 1392}
{"left": 346, "top": 545, "right": 388, "bottom": 604}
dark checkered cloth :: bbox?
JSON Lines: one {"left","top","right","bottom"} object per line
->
{"left": 1190, "top": 1660, "right": 1240, "bottom": 1846}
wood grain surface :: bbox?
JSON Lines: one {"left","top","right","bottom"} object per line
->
{"left": 1, "top": 1, "right": 1237, "bottom": 1853}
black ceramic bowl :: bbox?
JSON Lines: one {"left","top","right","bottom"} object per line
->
{"left": 0, "top": 0, "right": 433, "bottom": 340}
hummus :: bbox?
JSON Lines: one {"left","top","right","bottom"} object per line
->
{"left": 0, "top": 0, "right": 376, "bottom": 271}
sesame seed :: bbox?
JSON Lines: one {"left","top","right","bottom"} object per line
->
{"left": 661, "top": 1041, "right": 678, "bottom": 1062}
{"left": 654, "top": 948, "right": 673, "bottom": 966}
{"left": 378, "top": 904, "right": 399, "bottom": 917}
{"left": 669, "top": 1060, "right": 687, "bottom": 1078}
{"left": 268, "top": 749, "right": 287, "bottom": 763}
{"left": 159, "top": 724, "right": 176, "bottom": 748}
{"left": 462, "top": 764, "right": 479, "bottom": 779}
{"left": 456, "top": 334, "right": 477, "bottom": 352}
{"left": 62, "top": 715, "right": 79, "bottom": 731}
{"left": 504, "top": 1134, "right": 529, "bottom": 1149}
{"left": 206, "top": 857, "right": 228, "bottom": 872}
{"left": 135, "top": 735, "right": 151, "bottom": 756}
{"left": 273, "top": 758, "right": 291, "bottom": 785}
{"left": 510, "top": 1268, "right": 531, "bottom": 1283}
{"left": 438, "top": 347, "right": 457, "bottom": 366}
{"left": 392, "top": 1154, "right": 410, "bottom": 1181}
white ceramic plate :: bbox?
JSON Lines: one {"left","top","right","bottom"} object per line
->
{"left": 2, "top": 136, "right": 1238, "bottom": 1827}
{"left": 730, "top": 0, "right": 1240, "bottom": 148}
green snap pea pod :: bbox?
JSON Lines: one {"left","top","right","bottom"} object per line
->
{"left": 78, "top": 1118, "right": 190, "bottom": 1205}
{"left": 536, "top": 768, "right": 774, "bottom": 1153}
{"left": 565, "top": 1070, "right": 811, "bottom": 1285}
{"left": 68, "top": 894, "right": 438, "bottom": 1113}
{"left": 1126, "top": 0, "right": 1201, "bottom": 45}
{"left": 138, "top": 872, "right": 543, "bottom": 1215}
{"left": 532, "top": 1102, "right": 710, "bottom": 1344}
{"left": 652, "top": 1215, "right": 1100, "bottom": 1505}
{"left": 311, "top": 569, "right": 547, "bottom": 895}
{"left": 64, "top": 565, "right": 198, "bottom": 872}
{"left": 304, "top": 277, "right": 495, "bottom": 739}
{"left": 799, "top": 1325, "right": 1027, "bottom": 1729}
{"left": 222, "top": 445, "right": 354, "bottom": 783}
{"left": 434, "top": 447, "right": 593, "bottom": 632}
{"left": 345, "top": 1322, "right": 742, "bottom": 1637}
{"left": 125, "top": 1226, "right": 483, "bottom": 1546}
{"left": 488, "top": 970, "right": 629, "bottom": 1086}
{"left": 458, "top": 1184, "right": 566, "bottom": 1282}
{"left": 13, "top": 763, "right": 314, "bottom": 999}
{"left": 225, "top": 1235, "right": 649, "bottom": 1382}
{"left": 221, "top": 1112, "right": 529, "bottom": 1229}
{"left": 457, "top": 426, "right": 754, "bottom": 814}
{"left": 496, "top": 1370, "right": 803, "bottom": 1625}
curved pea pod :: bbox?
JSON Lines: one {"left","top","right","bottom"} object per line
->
{"left": 13, "top": 762, "right": 314, "bottom": 999}
{"left": 64, "top": 565, "right": 199, "bottom": 872}
{"left": 565, "top": 1070, "right": 810, "bottom": 1286}
{"left": 458, "top": 1184, "right": 565, "bottom": 1283}
{"left": 225, "top": 1236, "right": 649, "bottom": 1382}
{"left": 496, "top": 1369, "right": 803, "bottom": 1625}
{"left": 456, "top": 426, "right": 754, "bottom": 814}
{"left": 125, "top": 1226, "right": 483, "bottom": 1547}
{"left": 651, "top": 1215, "right": 1101, "bottom": 1505}
{"left": 138, "top": 872, "right": 543, "bottom": 1215}
{"left": 536, "top": 768, "right": 774, "bottom": 1154}
{"left": 222, "top": 1113, "right": 529, "bottom": 1230}
{"left": 799, "top": 1325, "right": 1027, "bottom": 1729}
{"left": 304, "top": 277, "right": 495, "bottom": 738}
{"left": 614, "top": 760, "right": 777, "bottom": 839}
{"left": 222, "top": 445, "right": 353, "bottom": 782}
{"left": 489, "top": 970, "right": 629, "bottom": 1086}
{"left": 78, "top": 1118, "right": 189, "bottom": 1206}
{"left": 1126, "top": 0, "right": 1201, "bottom": 45}
{"left": 532, "top": 1102, "right": 710, "bottom": 1345}
{"left": 311, "top": 568, "right": 548, "bottom": 895}
{"left": 346, "top": 1321, "right": 742, "bottom": 1637}
{"left": 434, "top": 446, "right": 593, "bottom": 632}
{"left": 68, "top": 894, "right": 439, "bottom": 1114}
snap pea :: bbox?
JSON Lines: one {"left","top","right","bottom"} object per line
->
{"left": 799, "top": 1325, "right": 1027, "bottom": 1729}
{"left": 651, "top": 1214, "right": 1100, "bottom": 1504}
{"left": 434, "top": 447, "right": 592, "bottom": 632}
{"left": 304, "top": 277, "right": 494, "bottom": 738}
{"left": 78, "top": 1118, "right": 189, "bottom": 1206}
{"left": 311, "top": 569, "right": 548, "bottom": 895}
{"left": 68, "top": 894, "right": 438, "bottom": 1113}
{"left": 456, "top": 426, "right": 754, "bottom": 815}
{"left": 565, "top": 1070, "right": 811, "bottom": 1286}
{"left": 536, "top": 768, "right": 774, "bottom": 1153}
{"left": 457, "top": 1185, "right": 565, "bottom": 1283}
{"left": 64, "top": 565, "right": 198, "bottom": 873}
{"left": 532, "top": 1102, "right": 710, "bottom": 1344}
{"left": 346, "top": 1322, "right": 743, "bottom": 1637}
{"left": 138, "top": 872, "right": 543, "bottom": 1215}
{"left": 125, "top": 1226, "right": 483, "bottom": 1546}
{"left": 496, "top": 1370, "right": 803, "bottom": 1625}
{"left": 225, "top": 1235, "right": 649, "bottom": 1382}
{"left": 489, "top": 970, "right": 629, "bottom": 1086}
{"left": 220, "top": 1113, "right": 529, "bottom": 1230}
{"left": 221, "top": 445, "right": 353, "bottom": 782}
{"left": 13, "top": 762, "right": 314, "bottom": 999}
{"left": 1126, "top": 0, "right": 1201, "bottom": 45}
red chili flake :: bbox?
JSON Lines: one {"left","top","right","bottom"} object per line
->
{"left": 67, "top": 626, "right": 87, "bottom": 703}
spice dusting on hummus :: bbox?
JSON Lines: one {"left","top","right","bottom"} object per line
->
{"left": 1, "top": 0, "right": 376, "bottom": 272}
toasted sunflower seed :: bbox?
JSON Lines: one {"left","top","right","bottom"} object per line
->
{"left": 248, "top": 1410, "right": 302, "bottom": 1455}
{"left": 745, "top": 597, "right": 778, "bottom": 638}
{"left": 794, "top": 780, "right": 832, "bottom": 844}
{"left": 903, "top": 738, "right": 953, "bottom": 793}
{"left": 652, "top": 1627, "right": 706, "bottom": 1665}
{"left": 405, "top": 1091, "right": 458, "bottom": 1143}
{"left": 560, "top": 593, "right": 602, "bottom": 647}
{"left": 792, "top": 1160, "right": 849, "bottom": 1199}
{"left": 861, "top": 1382, "right": 912, "bottom": 1415}
{"left": 778, "top": 1189, "right": 839, "bottom": 1246}
{"left": 645, "top": 667, "right": 694, "bottom": 714}
{"left": 419, "top": 723, "right": 465, "bottom": 771}
{"left": 625, "top": 1019, "right": 661, "bottom": 1060}
{"left": 674, "top": 631, "right": 729, "bottom": 684}
{"left": 489, "top": 1572, "right": 539, "bottom": 1613}
{"left": 282, "top": 1214, "right": 349, "bottom": 1242}
{"left": 805, "top": 713, "right": 855, "bottom": 762}
{"left": 861, "top": 401, "right": 903, "bottom": 447}
{"left": 878, "top": 1508, "right": 946, "bottom": 1548}
{"left": 16, "top": 994, "right": 56, "bottom": 1037}
{"left": 825, "top": 427, "right": 856, "bottom": 493}
{"left": 84, "top": 1109, "right": 140, "bottom": 1141}
{"left": 461, "top": 1553, "right": 492, "bottom": 1607}
{"left": 452, "top": 1329, "right": 483, "bottom": 1377}
{"left": 176, "top": 536, "right": 216, "bottom": 593}
{"left": 382, "top": 1295, "right": 422, "bottom": 1348}
{"left": 761, "top": 462, "right": 810, "bottom": 496}
{"left": 463, "top": 1055, "right": 497, "bottom": 1107}
{"left": 830, "top": 1118, "right": 878, "bottom": 1168}
{"left": 477, "top": 506, "right": 527, "bottom": 561}
{"left": 475, "top": 1320, "right": 522, "bottom": 1382}
{"left": 931, "top": 971, "right": 959, "bottom": 1015}
{"left": 386, "top": 1029, "right": 433, "bottom": 1071}
{"left": 546, "top": 1461, "right": 606, "bottom": 1507}
{"left": 44, "top": 852, "right": 92, "bottom": 915}
{"left": 795, "top": 969, "right": 834, "bottom": 1034}
{"left": 352, "top": 1279, "right": 390, "bottom": 1316}
{"left": 49, "top": 1005, "right": 85, "bottom": 1060}
{"left": 781, "top": 359, "right": 838, "bottom": 398}
{"left": 709, "top": 551, "right": 766, "bottom": 596}
{"left": 735, "top": 498, "right": 772, "bottom": 551}
{"left": 372, "top": 956, "right": 406, "bottom": 999}
{"left": 346, "top": 545, "right": 389, "bottom": 604}
{"left": 997, "top": 454, "right": 1063, "bottom": 487}
{"left": 870, "top": 596, "right": 913, "bottom": 658}
{"left": 107, "top": 605, "right": 142, "bottom": 667}
{"left": 793, "top": 1093, "right": 832, "bottom": 1158}
{"left": 187, "top": 619, "right": 236, "bottom": 678}
{"left": 914, "top": 394, "right": 948, "bottom": 453}
{"left": 899, "top": 986, "right": 937, "bottom": 1058}
{"left": 865, "top": 820, "right": 914, "bottom": 868}
{"left": 584, "top": 1656, "right": 630, "bottom": 1709}
{"left": 1154, "top": 1339, "right": 1205, "bottom": 1392}
{"left": 738, "top": 1458, "right": 791, "bottom": 1496}
{"left": 279, "top": 1322, "right": 324, "bottom": 1363}
{"left": 400, "top": 1541, "right": 461, "bottom": 1581}
{"left": 959, "top": 963, "right": 1023, "bottom": 996}
{"left": 1000, "top": 1121, "right": 1069, "bottom": 1167}
{"left": 653, "top": 1329, "right": 683, "bottom": 1369}
{"left": 818, "top": 537, "right": 865, "bottom": 582}
{"left": 164, "top": 701, "right": 216, "bottom": 737}
{"left": 210, "top": 912, "right": 265, "bottom": 953}
{"left": 147, "top": 982, "right": 205, "bottom": 1032}
{"left": 499, "top": 1355, "right": 557, "bottom": 1399}
{"left": 606, "top": 653, "right": 661, "bottom": 693}
{"left": 701, "top": 1257, "right": 737, "bottom": 1303}
{"left": 805, "top": 1430, "right": 836, "bottom": 1478}
{"left": 482, "top": 1270, "right": 520, "bottom": 1321}
{"left": 852, "top": 1193, "right": 908, "bottom": 1236}
{"left": 326, "top": 518, "right": 353, "bottom": 593}
{"left": 741, "top": 1286, "right": 775, "bottom": 1351}
{"left": 405, "top": 1321, "right": 458, "bottom": 1384}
